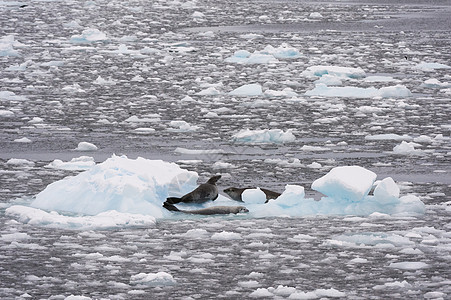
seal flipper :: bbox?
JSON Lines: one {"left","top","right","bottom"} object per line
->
{"left": 163, "top": 202, "right": 180, "bottom": 212}
{"left": 166, "top": 197, "right": 182, "bottom": 204}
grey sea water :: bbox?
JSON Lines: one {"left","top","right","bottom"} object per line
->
{"left": 1, "top": 0, "right": 450, "bottom": 299}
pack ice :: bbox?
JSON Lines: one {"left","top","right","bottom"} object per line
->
{"left": 6, "top": 156, "right": 425, "bottom": 228}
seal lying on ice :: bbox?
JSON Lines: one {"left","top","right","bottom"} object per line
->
{"left": 166, "top": 175, "right": 221, "bottom": 204}
{"left": 163, "top": 202, "right": 249, "bottom": 215}
{"left": 223, "top": 187, "right": 281, "bottom": 203}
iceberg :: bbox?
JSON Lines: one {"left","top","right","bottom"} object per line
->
{"left": 302, "top": 66, "right": 366, "bottom": 79}
{"left": 311, "top": 166, "right": 377, "bottom": 202}
{"left": 30, "top": 155, "right": 198, "bottom": 217}
{"left": 6, "top": 157, "right": 425, "bottom": 229}
{"left": 232, "top": 128, "right": 296, "bottom": 144}
{"left": 305, "top": 84, "right": 412, "bottom": 98}
{"left": 70, "top": 28, "right": 108, "bottom": 43}
{"left": 229, "top": 83, "right": 263, "bottom": 96}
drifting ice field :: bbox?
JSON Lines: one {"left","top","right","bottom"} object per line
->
{"left": 1, "top": 0, "right": 450, "bottom": 299}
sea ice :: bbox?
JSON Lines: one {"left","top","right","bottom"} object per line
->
{"left": 311, "top": 166, "right": 377, "bottom": 202}
{"left": 229, "top": 83, "right": 263, "bottom": 96}
{"left": 302, "top": 65, "right": 366, "bottom": 79}
{"left": 7, "top": 157, "right": 426, "bottom": 228}
{"left": 393, "top": 141, "right": 425, "bottom": 155}
{"left": 305, "top": 84, "right": 412, "bottom": 98}
{"left": 30, "top": 155, "right": 198, "bottom": 217}
{"left": 414, "top": 62, "right": 451, "bottom": 71}
{"left": 45, "top": 156, "right": 96, "bottom": 171}
{"left": 75, "top": 142, "right": 98, "bottom": 151}
{"left": 232, "top": 128, "right": 296, "bottom": 143}
{"left": 70, "top": 28, "right": 108, "bottom": 43}
{"left": 130, "top": 272, "right": 176, "bottom": 286}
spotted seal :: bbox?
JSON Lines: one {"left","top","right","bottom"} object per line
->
{"left": 163, "top": 202, "right": 249, "bottom": 215}
{"left": 166, "top": 175, "right": 221, "bottom": 204}
{"left": 223, "top": 187, "right": 281, "bottom": 203}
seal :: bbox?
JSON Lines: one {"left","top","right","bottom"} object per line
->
{"left": 163, "top": 202, "right": 249, "bottom": 215}
{"left": 223, "top": 187, "right": 281, "bottom": 203}
{"left": 166, "top": 175, "right": 221, "bottom": 204}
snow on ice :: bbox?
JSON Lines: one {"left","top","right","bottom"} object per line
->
{"left": 5, "top": 156, "right": 425, "bottom": 229}
{"left": 232, "top": 128, "right": 296, "bottom": 143}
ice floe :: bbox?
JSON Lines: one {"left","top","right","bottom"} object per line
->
{"left": 232, "top": 128, "right": 296, "bottom": 144}
{"left": 305, "top": 84, "right": 412, "bottom": 98}
{"left": 5, "top": 156, "right": 426, "bottom": 229}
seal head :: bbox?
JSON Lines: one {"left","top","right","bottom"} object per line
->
{"left": 166, "top": 175, "right": 221, "bottom": 204}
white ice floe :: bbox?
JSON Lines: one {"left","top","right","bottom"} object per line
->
{"left": 6, "top": 157, "right": 426, "bottom": 229}
{"left": 14, "top": 137, "right": 32, "bottom": 143}
{"left": 45, "top": 156, "right": 95, "bottom": 171}
{"left": 224, "top": 44, "right": 301, "bottom": 64}
{"left": 0, "top": 109, "right": 14, "bottom": 117}
{"left": 5, "top": 206, "right": 156, "bottom": 229}
{"left": 302, "top": 65, "right": 366, "bottom": 79}
{"left": 0, "top": 90, "right": 27, "bottom": 101}
{"left": 312, "top": 166, "right": 377, "bottom": 202}
{"left": 365, "top": 134, "right": 413, "bottom": 141}
{"left": 229, "top": 83, "right": 263, "bottom": 96}
{"left": 0, "top": 35, "right": 26, "bottom": 56}
{"left": 74, "top": 142, "right": 98, "bottom": 151}
{"left": 413, "top": 62, "right": 451, "bottom": 71}
{"left": 70, "top": 28, "right": 108, "bottom": 43}
{"left": 393, "top": 141, "right": 425, "bottom": 155}
{"left": 130, "top": 272, "right": 176, "bottom": 286}
{"left": 169, "top": 120, "right": 200, "bottom": 132}
{"left": 6, "top": 158, "right": 35, "bottom": 167}
{"left": 232, "top": 128, "right": 296, "bottom": 143}
{"left": 30, "top": 155, "right": 198, "bottom": 217}
{"left": 389, "top": 262, "right": 429, "bottom": 270}
{"left": 305, "top": 84, "right": 412, "bottom": 98}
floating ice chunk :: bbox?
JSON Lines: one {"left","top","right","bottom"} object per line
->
{"left": 174, "top": 147, "right": 226, "bottom": 155}
{"left": 302, "top": 66, "right": 366, "bottom": 79}
{"left": 309, "top": 12, "right": 323, "bottom": 19}
{"left": 197, "top": 86, "right": 221, "bottom": 95}
{"left": 305, "top": 84, "right": 411, "bottom": 98}
{"left": 232, "top": 128, "right": 295, "bottom": 144}
{"left": 169, "top": 120, "right": 200, "bottom": 132}
{"left": 192, "top": 11, "right": 205, "bottom": 19}
{"left": 14, "top": 137, "right": 32, "bottom": 143}
{"left": 263, "top": 87, "right": 298, "bottom": 97}
{"left": 0, "top": 35, "right": 23, "bottom": 56}
{"left": 393, "top": 141, "right": 424, "bottom": 155}
{"left": 211, "top": 231, "right": 242, "bottom": 240}
{"left": 242, "top": 188, "right": 267, "bottom": 204}
{"left": 93, "top": 76, "right": 116, "bottom": 86}
{"left": 393, "top": 195, "right": 425, "bottom": 215}
{"left": 389, "top": 261, "right": 429, "bottom": 270}
{"left": 46, "top": 156, "right": 95, "bottom": 171}
{"left": 212, "top": 161, "right": 236, "bottom": 169}
{"left": 365, "top": 134, "right": 413, "bottom": 141}
{"left": 65, "top": 296, "right": 92, "bottom": 300}
{"left": 314, "top": 74, "right": 343, "bottom": 86}
{"left": 130, "top": 272, "right": 176, "bottom": 286}
{"left": 5, "top": 206, "right": 156, "bottom": 230}
{"left": 225, "top": 49, "right": 279, "bottom": 64}
{"left": 75, "top": 142, "right": 98, "bottom": 151}
{"left": 274, "top": 185, "right": 305, "bottom": 206}
{"left": 364, "top": 76, "right": 398, "bottom": 83}
{"left": 0, "top": 109, "right": 14, "bottom": 117}
{"left": 312, "top": 166, "right": 377, "bottom": 202}
{"left": 261, "top": 44, "right": 301, "bottom": 59}
{"left": 0, "top": 90, "right": 27, "bottom": 101}
{"left": 70, "top": 28, "right": 108, "bottom": 43}
{"left": 249, "top": 288, "right": 274, "bottom": 297}
{"left": 373, "top": 177, "right": 400, "bottom": 204}
{"left": 6, "top": 158, "right": 35, "bottom": 167}
{"left": 414, "top": 62, "right": 451, "bottom": 71}
{"left": 30, "top": 155, "right": 198, "bottom": 217}
{"left": 421, "top": 78, "right": 451, "bottom": 88}
{"left": 378, "top": 85, "right": 412, "bottom": 98}
{"left": 229, "top": 83, "right": 263, "bottom": 96}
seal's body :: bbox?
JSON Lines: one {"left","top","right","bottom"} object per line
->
{"left": 163, "top": 202, "right": 249, "bottom": 215}
{"left": 224, "top": 187, "right": 281, "bottom": 203}
{"left": 166, "top": 175, "right": 221, "bottom": 204}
